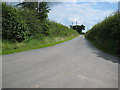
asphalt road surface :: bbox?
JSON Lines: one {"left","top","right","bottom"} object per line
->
{"left": 2, "top": 35, "right": 118, "bottom": 88}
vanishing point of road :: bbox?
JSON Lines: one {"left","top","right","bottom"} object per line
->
{"left": 2, "top": 35, "right": 118, "bottom": 88}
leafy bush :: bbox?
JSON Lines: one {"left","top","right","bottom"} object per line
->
{"left": 17, "top": 2, "right": 50, "bottom": 20}
{"left": 2, "top": 3, "right": 29, "bottom": 42}
{"left": 18, "top": 2, "right": 50, "bottom": 37}
{"left": 2, "top": 2, "right": 79, "bottom": 54}
{"left": 18, "top": 8, "right": 43, "bottom": 37}
{"left": 85, "top": 12, "right": 120, "bottom": 56}
{"left": 48, "top": 21, "right": 78, "bottom": 37}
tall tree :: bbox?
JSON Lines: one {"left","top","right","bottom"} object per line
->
{"left": 17, "top": 1, "right": 50, "bottom": 36}
{"left": 17, "top": 1, "right": 50, "bottom": 20}
{"left": 38, "top": 2, "right": 50, "bottom": 20}
{"left": 70, "top": 25, "right": 85, "bottom": 34}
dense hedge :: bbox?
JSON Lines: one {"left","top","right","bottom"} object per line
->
{"left": 48, "top": 21, "right": 78, "bottom": 37}
{"left": 2, "top": 3, "right": 29, "bottom": 42}
{"left": 2, "top": 2, "right": 78, "bottom": 42}
{"left": 85, "top": 12, "right": 120, "bottom": 56}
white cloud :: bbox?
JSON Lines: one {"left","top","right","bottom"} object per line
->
{"left": 41, "top": 0, "right": 119, "bottom": 2}
{"left": 3, "top": 0, "right": 119, "bottom": 2}
{"left": 77, "top": 0, "right": 119, "bottom": 2}
{"left": 48, "top": 2, "right": 114, "bottom": 32}
{"left": 39, "top": 0, "right": 119, "bottom": 2}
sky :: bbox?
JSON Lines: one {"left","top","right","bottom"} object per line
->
{"left": 4, "top": 0, "right": 118, "bottom": 32}
{"left": 48, "top": 1, "right": 118, "bottom": 32}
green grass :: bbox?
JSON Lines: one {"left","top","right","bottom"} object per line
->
{"left": 2, "top": 35, "right": 79, "bottom": 55}
{"left": 2, "top": 2, "right": 80, "bottom": 55}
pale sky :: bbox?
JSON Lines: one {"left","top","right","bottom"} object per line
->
{"left": 48, "top": 1, "right": 118, "bottom": 32}
{"left": 4, "top": 0, "right": 118, "bottom": 32}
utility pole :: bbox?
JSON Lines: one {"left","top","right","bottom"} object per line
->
{"left": 71, "top": 22, "right": 73, "bottom": 28}
{"left": 38, "top": 0, "right": 39, "bottom": 12}
{"left": 118, "top": 1, "right": 120, "bottom": 14}
{"left": 76, "top": 20, "right": 77, "bottom": 30}
{"left": 76, "top": 20, "right": 77, "bottom": 25}
{"left": 72, "top": 22, "right": 73, "bottom": 26}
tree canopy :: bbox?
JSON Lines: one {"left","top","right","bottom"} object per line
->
{"left": 17, "top": 2, "right": 50, "bottom": 20}
{"left": 70, "top": 25, "right": 85, "bottom": 34}
{"left": 2, "top": 3, "right": 29, "bottom": 42}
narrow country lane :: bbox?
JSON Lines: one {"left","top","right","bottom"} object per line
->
{"left": 2, "top": 35, "right": 118, "bottom": 88}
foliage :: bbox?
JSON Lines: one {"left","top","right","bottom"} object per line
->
{"left": 17, "top": 2, "right": 50, "bottom": 36}
{"left": 0, "top": 2, "right": 2, "bottom": 39}
{"left": 2, "top": 2, "right": 79, "bottom": 54}
{"left": 49, "top": 21, "right": 78, "bottom": 37}
{"left": 18, "top": 8, "right": 44, "bottom": 38}
{"left": 17, "top": 2, "right": 50, "bottom": 20}
{"left": 38, "top": 2, "right": 50, "bottom": 20}
{"left": 85, "top": 12, "right": 120, "bottom": 56}
{"left": 70, "top": 25, "right": 85, "bottom": 34}
{"left": 2, "top": 3, "right": 29, "bottom": 42}
{"left": 17, "top": 2, "right": 38, "bottom": 10}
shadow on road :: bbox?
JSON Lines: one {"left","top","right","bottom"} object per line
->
{"left": 84, "top": 38, "right": 119, "bottom": 64}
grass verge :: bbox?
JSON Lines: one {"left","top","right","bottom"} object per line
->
{"left": 2, "top": 35, "right": 79, "bottom": 55}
